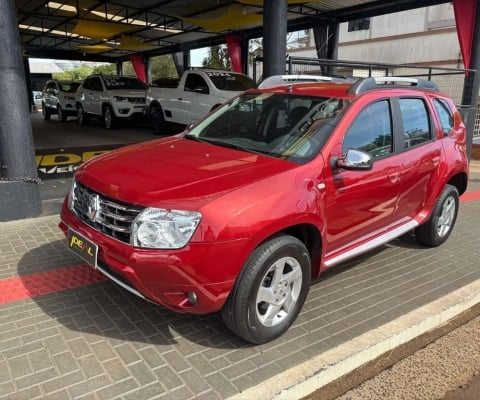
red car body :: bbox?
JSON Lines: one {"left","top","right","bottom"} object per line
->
{"left": 60, "top": 77, "right": 469, "bottom": 342}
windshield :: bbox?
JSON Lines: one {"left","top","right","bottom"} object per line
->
{"left": 103, "top": 76, "right": 148, "bottom": 90}
{"left": 59, "top": 82, "right": 80, "bottom": 93}
{"left": 207, "top": 72, "right": 255, "bottom": 91}
{"left": 186, "top": 92, "right": 346, "bottom": 163}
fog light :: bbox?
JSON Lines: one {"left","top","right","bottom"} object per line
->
{"left": 187, "top": 291, "right": 198, "bottom": 305}
{"left": 119, "top": 108, "right": 129, "bottom": 114}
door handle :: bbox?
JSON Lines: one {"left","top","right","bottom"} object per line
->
{"left": 388, "top": 172, "right": 401, "bottom": 184}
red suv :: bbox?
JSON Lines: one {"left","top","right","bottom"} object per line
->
{"left": 60, "top": 76, "right": 469, "bottom": 344}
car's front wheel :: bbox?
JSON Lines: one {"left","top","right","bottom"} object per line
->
{"left": 221, "top": 235, "right": 311, "bottom": 344}
{"left": 415, "top": 184, "right": 459, "bottom": 247}
{"left": 58, "top": 106, "right": 67, "bottom": 122}
{"left": 103, "top": 105, "right": 116, "bottom": 129}
{"left": 150, "top": 104, "right": 165, "bottom": 135}
{"left": 42, "top": 103, "right": 50, "bottom": 120}
{"left": 77, "top": 104, "right": 89, "bottom": 126}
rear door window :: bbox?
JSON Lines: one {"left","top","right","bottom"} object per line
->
{"left": 399, "top": 98, "right": 431, "bottom": 148}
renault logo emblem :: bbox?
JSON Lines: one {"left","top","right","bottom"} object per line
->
{"left": 87, "top": 194, "right": 100, "bottom": 222}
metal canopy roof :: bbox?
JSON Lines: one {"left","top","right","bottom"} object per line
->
{"left": 17, "top": 0, "right": 449, "bottom": 62}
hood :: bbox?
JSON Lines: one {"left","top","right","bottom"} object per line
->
{"left": 76, "top": 137, "right": 296, "bottom": 209}
{"left": 109, "top": 89, "right": 146, "bottom": 97}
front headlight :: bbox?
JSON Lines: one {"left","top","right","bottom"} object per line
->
{"left": 132, "top": 208, "right": 202, "bottom": 249}
{"left": 68, "top": 179, "right": 77, "bottom": 212}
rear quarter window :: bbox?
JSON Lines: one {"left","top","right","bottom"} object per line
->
{"left": 433, "top": 98, "right": 454, "bottom": 136}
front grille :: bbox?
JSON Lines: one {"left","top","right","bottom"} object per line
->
{"left": 72, "top": 181, "right": 143, "bottom": 244}
{"left": 128, "top": 97, "right": 145, "bottom": 104}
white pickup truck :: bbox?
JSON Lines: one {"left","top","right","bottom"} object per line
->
{"left": 146, "top": 69, "right": 254, "bottom": 134}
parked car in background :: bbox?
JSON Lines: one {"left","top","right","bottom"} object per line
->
{"left": 76, "top": 75, "right": 147, "bottom": 129}
{"left": 60, "top": 76, "right": 468, "bottom": 344}
{"left": 32, "top": 91, "right": 43, "bottom": 111}
{"left": 42, "top": 80, "right": 81, "bottom": 121}
{"left": 146, "top": 69, "right": 255, "bottom": 134}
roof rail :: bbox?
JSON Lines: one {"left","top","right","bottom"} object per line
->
{"left": 258, "top": 74, "right": 335, "bottom": 89}
{"left": 348, "top": 76, "right": 439, "bottom": 95}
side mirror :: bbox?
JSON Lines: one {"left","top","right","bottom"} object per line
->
{"left": 333, "top": 148, "right": 373, "bottom": 171}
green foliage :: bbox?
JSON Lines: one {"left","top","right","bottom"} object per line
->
{"left": 52, "top": 64, "right": 96, "bottom": 81}
{"left": 150, "top": 55, "right": 178, "bottom": 80}
{"left": 52, "top": 54, "right": 178, "bottom": 82}
{"left": 92, "top": 64, "right": 117, "bottom": 75}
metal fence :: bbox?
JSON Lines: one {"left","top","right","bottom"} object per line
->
{"left": 253, "top": 57, "right": 480, "bottom": 137}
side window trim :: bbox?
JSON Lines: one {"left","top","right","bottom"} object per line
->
{"left": 394, "top": 96, "right": 435, "bottom": 151}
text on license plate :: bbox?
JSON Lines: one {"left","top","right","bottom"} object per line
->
{"left": 67, "top": 229, "right": 98, "bottom": 268}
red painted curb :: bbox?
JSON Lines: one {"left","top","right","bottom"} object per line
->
{"left": 0, "top": 264, "right": 107, "bottom": 305}
{"left": 460, "top": 189, "right": 480, "bottom": 203}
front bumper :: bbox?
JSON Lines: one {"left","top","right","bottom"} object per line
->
{"left": 59, "top": 202, "right": 251, "bottom": 314}
{"left": 112, "top": 103, "right": 147, "bottom": 119}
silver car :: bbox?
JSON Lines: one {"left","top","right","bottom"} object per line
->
{"left": 42, "top": 80, "right": 81, "bottom": 122}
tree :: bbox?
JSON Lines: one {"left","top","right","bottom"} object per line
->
{"left": 150, "top": 55, "right": 177, "bottom": 79}
{"left": 202, "top": 45, "right": 231, "bottom": 70}
{"left": 93, "top": 63, "right": 117, "bottom": 75}
{"left": 52, "top": 64, "right": 96, "bottom": 81}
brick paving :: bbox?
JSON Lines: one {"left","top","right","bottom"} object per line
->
{"left": 1, "top": 177, "right": 480, "bottom": 399}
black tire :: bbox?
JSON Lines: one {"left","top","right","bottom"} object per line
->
{"left": 77, "top": 105, "right": 88, "bottom": 126}
{"left": 42, "top": 103, "right": 51, "bottom": 120}
{"left": 103, "top": 105, "right": 116, "bottom": 129}
{"left": 415, "top": 184, "right": 459, "bottom": 247}
{"left": 58, "top": 106, "right": 67, "bottom": 122}
{"left": 150, "top": 104, "right": 165, "bottom": 135}
{"left": 221, "top": 235, "right": 311, "bottom": 344}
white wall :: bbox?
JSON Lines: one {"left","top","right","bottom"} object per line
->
{"left": 288, "top": 4, "right": 461, "bottom": 67}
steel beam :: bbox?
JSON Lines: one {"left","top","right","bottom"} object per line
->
{"left": 263, "top": 0, "right": 288, "bottom": 79}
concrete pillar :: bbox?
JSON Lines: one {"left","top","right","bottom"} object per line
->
{"left": 0, "top": 0, "right": 42, "bottom": 221}
{"left": 116, "top": 61, "right": 123, "bottom": 75}
{"left": 263, "top": 0, "right": 288, "bottom": 79}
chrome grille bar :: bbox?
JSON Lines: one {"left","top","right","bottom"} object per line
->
{"left": 72, "top": 181, "right": 143, "bottom": 244}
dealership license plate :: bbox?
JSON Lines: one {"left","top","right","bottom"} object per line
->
{"left": 67, "top": 228, "right": 98, "bottom": 268}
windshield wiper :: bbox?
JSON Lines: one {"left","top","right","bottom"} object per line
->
{"left": 183, "top": 134, "right": 213, "bottom": 144}
{"left": 208, "top": 140, "right": 274, "bottom": 156}
{"left": 184, "top": 135, "right": 271, "bottom": 157}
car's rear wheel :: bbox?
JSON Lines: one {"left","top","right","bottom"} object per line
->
{"left": 58, "top": 106, "right": 67, "bottom": 122}
{"left": 77, "top": 105, "right": 88, "bottom": 126}
{"left": 103, "top": 105, "right": 116, "bottom": 129}
{"left": 415, "top": 184, "right": 459, "bottom": 247}
{"left": 221, "top": 235, "right": 310, "bottom": 344}
{"left": 42, "top": 103, "right": 50, "bottom": 120}
{"left": 150, "top": 104, "right": 165, "bottom": 135}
